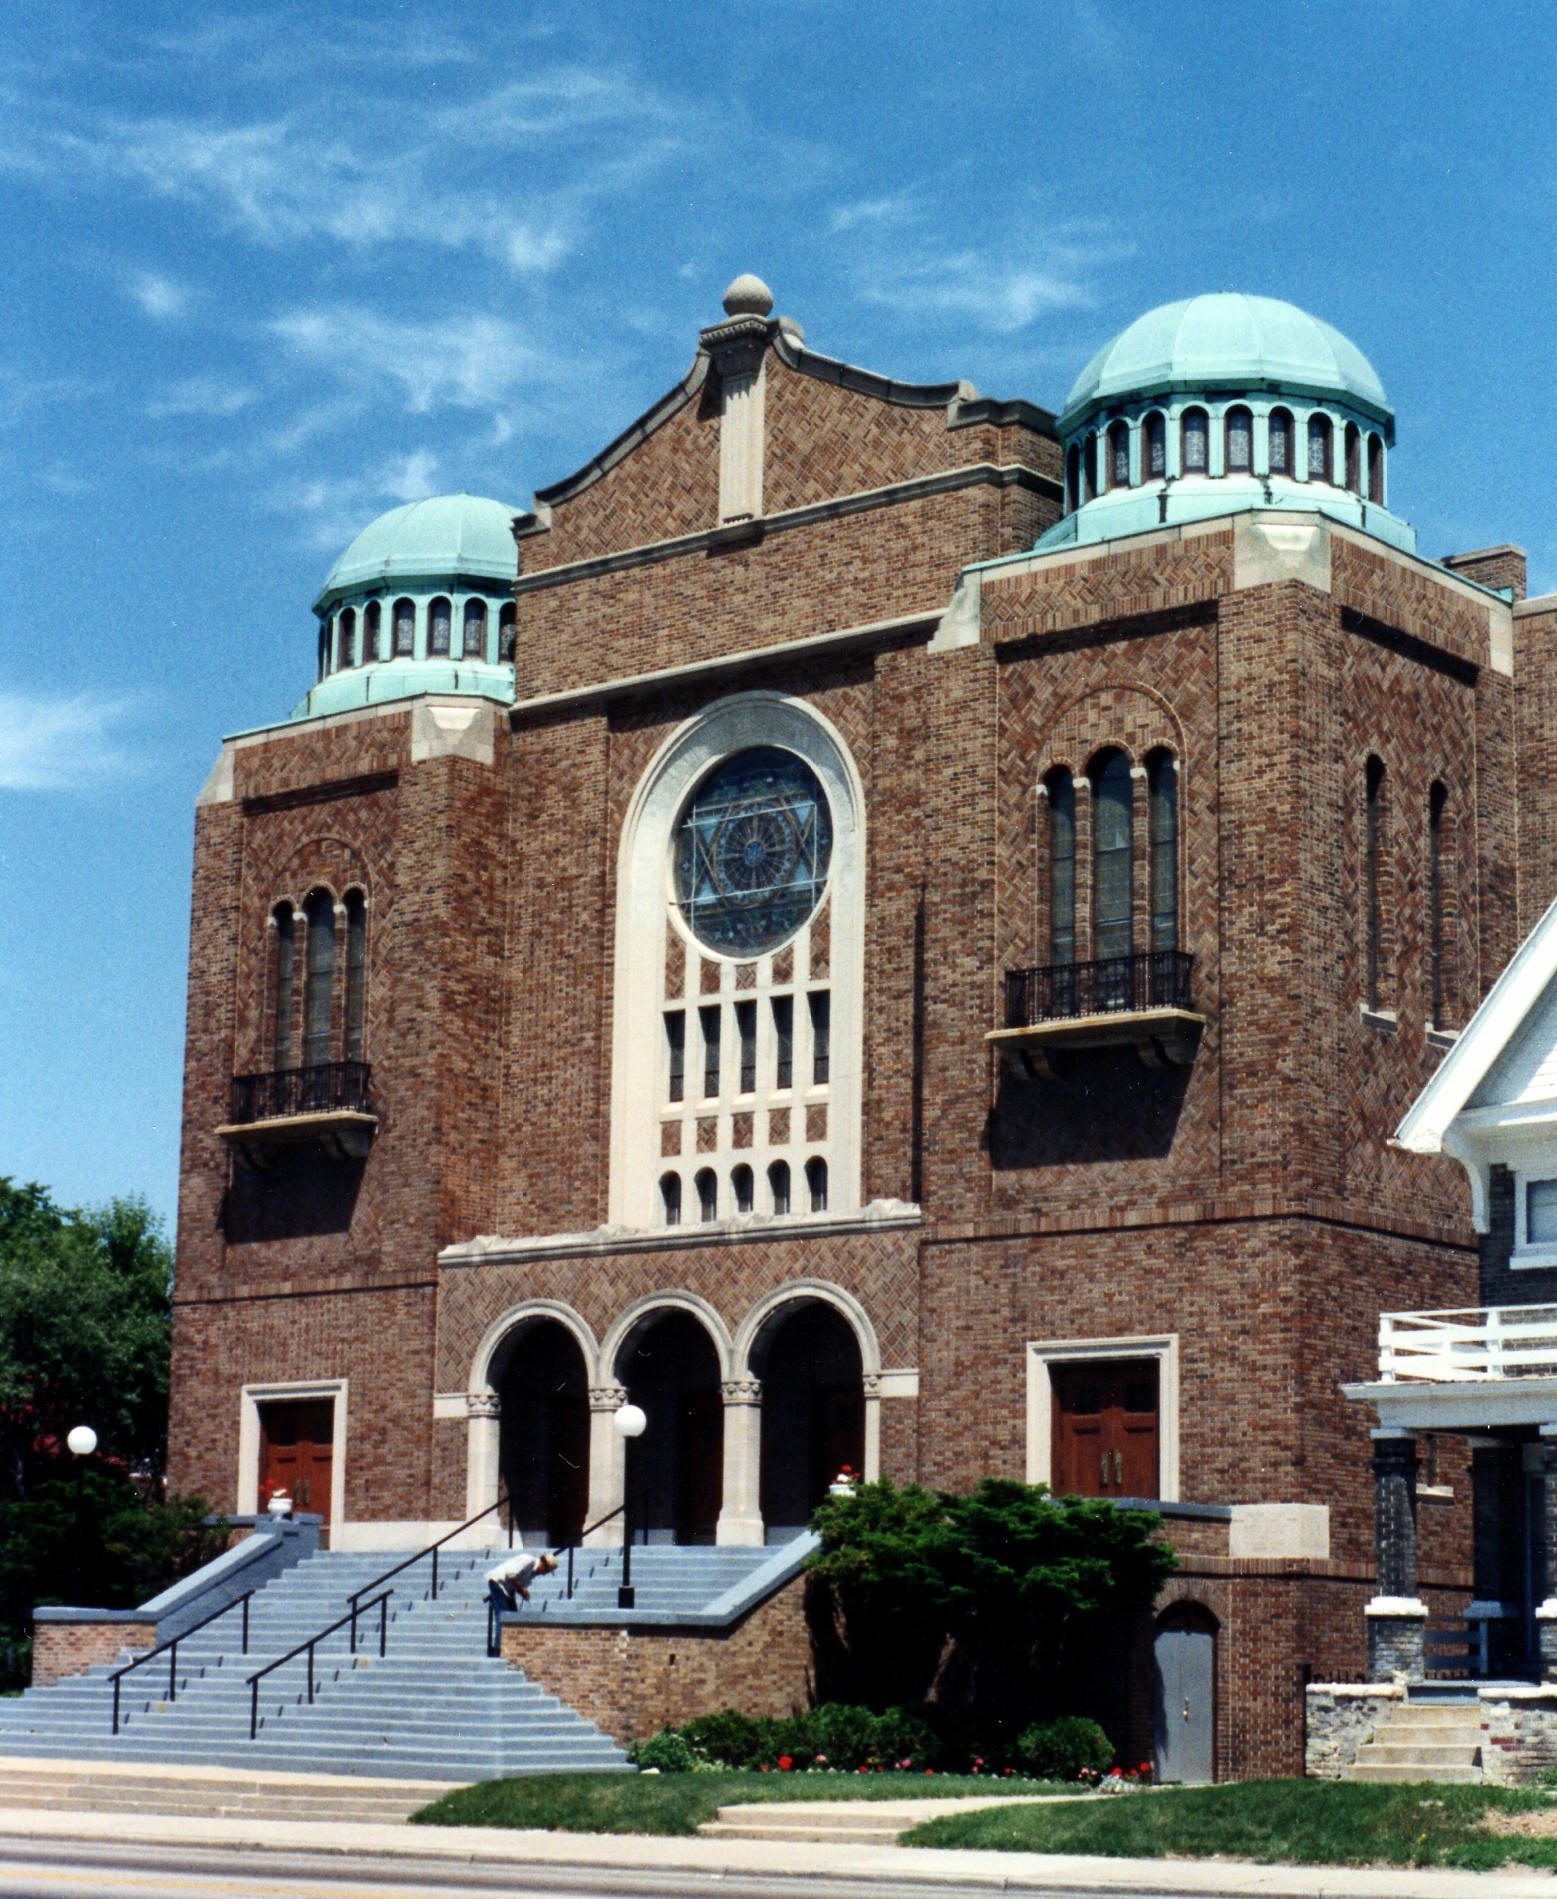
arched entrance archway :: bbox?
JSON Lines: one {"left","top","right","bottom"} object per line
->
{"left": 754, "top": 1301, "right": 864, "bottom": 1539}
{"left": 495, "top": 1320, "right": 589, "bottom": 1547}
{"left": 616, "top": 1310, "right": 724, "bottom": 1544}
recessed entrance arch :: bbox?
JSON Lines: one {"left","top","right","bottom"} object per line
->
{"left": 494, "top": 1318, "right": 590, "bottom": 1547}
{"left": 616, "top": 1308, "right": 724, "bottom": 1545}
{"left": 753, "top": 1299, "right": 864, "bottom": 1539}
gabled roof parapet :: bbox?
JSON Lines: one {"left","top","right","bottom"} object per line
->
{"left": 513, "top": 278, "right": 1056, "bottom": 537}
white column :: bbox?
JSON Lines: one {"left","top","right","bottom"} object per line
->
{"left": 718, "top": 362, "right": 766, "bottom": 523}
{"left": 716, "top": 1378, "right": 765, "bottom": 1546}
{"left": 863, "top": 1372, "right": 882, "bottom": 1481}
{"left": 464, "top": 1391, "right": 501, "bottom": 1531}
{"left": 585, "top": 1386, "right": 628, "bottom": 1545}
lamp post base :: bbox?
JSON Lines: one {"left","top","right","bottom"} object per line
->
{"left": 617, "top": 1585, "right": 635, "bottom": 1609}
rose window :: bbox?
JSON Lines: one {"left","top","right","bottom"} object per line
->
{"left": 674, "top": 747, "right": 832, "bottom": 956}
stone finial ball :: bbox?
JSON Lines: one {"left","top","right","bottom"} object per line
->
{"left": 722, "top": 273, "right": 774, "bottom": 318}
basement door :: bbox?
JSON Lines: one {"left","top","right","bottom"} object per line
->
{"left": 1050, "top": 1359, "right": 1159, "bottom": 1498}
{"left": 1153, "top": 1609, "right": 1216, "bottom": 1784}
{"left": 258, "top": 1398, "right": 335, "bottom": 1524}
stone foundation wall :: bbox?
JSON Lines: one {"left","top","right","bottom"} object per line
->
{"left": 1479, "top": 1689, "right": 1557, "bottom": 1786}
{"left": 1304, "top": 1682, "right": 1402, "bottom": 1778}
{"left": 31, "top": 1618, "right": 156, "bottom": 1689}
{"left": 499, "top": 1579, "right": 812, "bottom": 1746}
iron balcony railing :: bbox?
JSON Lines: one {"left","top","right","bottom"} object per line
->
{"left": 228, "top": 1061, "right": 372, "bottom": 1125}
{"left": 1004, "top": 950, "right": 1195, "bottom": 1029}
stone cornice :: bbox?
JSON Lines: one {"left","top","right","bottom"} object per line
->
{"left": 922, "top": 1193, "right": 1475, "bottom": 1253}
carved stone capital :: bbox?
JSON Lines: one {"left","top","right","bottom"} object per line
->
{"left": 589, "top": 1385, "right": 629, "bottom": 1412}
{"left": 861, "top": 1373, "right": 883, "bottom": 1399}
{"left": 465, "top": 1390, "right": 501, "bottom": 1419}
{"left": 721, "top": 1378, "right": 762, "bottom": 1405}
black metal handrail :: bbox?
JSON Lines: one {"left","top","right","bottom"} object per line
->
{"left": 348, "top": 1492, "right": 522, "bottom": 1624}
{"left": 486, "top": 1505, "right": 625, "bottom": 1656}
{"left": 246, "top": 1589, "right": 391, "bottom": 1740}
{"left": 1005, "top": 950, "right": 1195, "bottom": 1028}
{"left": 228, "top": 1061, "right": 372, "bottom": 1125}
{"left": 108, "top": 1588, "right": 256, "bottom": 1736}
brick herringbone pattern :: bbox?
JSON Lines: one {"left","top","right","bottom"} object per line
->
{"left": 982, "top": 532, "right": 1234, "bottom": 638}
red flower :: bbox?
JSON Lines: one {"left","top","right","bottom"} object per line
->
{"left": 778, "top": 1755, "right": 793, "bottom": 1772}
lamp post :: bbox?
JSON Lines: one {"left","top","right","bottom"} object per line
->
{"left": 613, "top": 1403, "right": 646, "bottom": 1609}
{"left": 66, "top": 1425, "right": 97, "bottom": 1605}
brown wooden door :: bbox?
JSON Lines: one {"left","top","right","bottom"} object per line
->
{"left": 1051, "top": 1360, "right": 1159, "bottom": 1499}
{"left": 259, "top": 1398, "right": 335, "bottom": 1523}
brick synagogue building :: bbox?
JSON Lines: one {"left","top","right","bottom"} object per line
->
{"left": 165, "top": 278, "right": 1557, "bottom": 1779}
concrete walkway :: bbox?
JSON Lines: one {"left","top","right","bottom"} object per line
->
{"left": 0, "top": 1758, "right": 1549, "bottom": 1896}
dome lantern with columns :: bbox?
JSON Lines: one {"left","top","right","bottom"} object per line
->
{"left": 1035, "top": 293, "right": 1414, "bottom": 556}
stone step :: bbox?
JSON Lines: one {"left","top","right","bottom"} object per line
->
{"left": 1349, "top": 1763, "right": 1484, "bottom": 1784}
{"left": 1357, "top": 1743, "right": 1481, "bottom": 1768}
{"left": 699, "top": 1818, "right": 904, "bottom": 1845}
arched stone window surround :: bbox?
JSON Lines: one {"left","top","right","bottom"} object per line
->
{"left": 732, "top": 1278, "right": 882, "bottom": 1383}
{"left": 463, "top": 1299, "right": 602, "bottom": 1525}
{"left": 609, "top": 691, "right": 865, "bottom": 1229}
{"left": 1106, "top": 419, "right": 1131, "bottom": 491}
{"left": 600, "top": 1290, "right": 736, "bottom": 1387}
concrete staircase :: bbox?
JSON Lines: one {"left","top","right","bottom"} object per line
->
{"left": 0, "top": 1546, "right": 629, "bottom": 1780}
{"left": 0, "top": 1540, "right": 785, "bottom": 1781}
{"left": 0, "top": 1759, "right": 446, "bottom": 1823}
{"left": 1347, "top": 1701, "right": 1484, "bottom": 1784}
{"left": 699, "top": 1802, "right": 908, "bottom": 1845}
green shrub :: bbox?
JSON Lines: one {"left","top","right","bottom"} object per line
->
{"left": 629, "top": 1728, "right": 696, "bottom": 1772}
{"left": 677, "top": 1708, "right": 768, "bottom": 1768}
{"left": 1015, "top": 1714, "right": 1113, "bottom": 1781}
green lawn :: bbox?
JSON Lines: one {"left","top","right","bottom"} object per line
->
{"left": 411, "top": 1769, "right": 1066, "bottom": 1837}
{"left": 906, "top": 1779, "right": 1557, "bottom": 1872}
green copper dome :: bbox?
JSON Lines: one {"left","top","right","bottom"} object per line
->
{"left": 1059, "top": 294, "right": 1391, "bottom": 438}
{"left": 314, "top": 493, "right": 519, "bottom": 610}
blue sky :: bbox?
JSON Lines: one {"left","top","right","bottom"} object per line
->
{"left": 2, "top": 0, "right": 1553, "bottom": 1233}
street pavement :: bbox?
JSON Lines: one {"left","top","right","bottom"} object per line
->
{"left": 0, "top": 1801, "right": 1550, "bottom": 1898}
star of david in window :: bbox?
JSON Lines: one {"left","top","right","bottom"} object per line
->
{"left": 674, "top": 747, "right": 833, "bottom": 956}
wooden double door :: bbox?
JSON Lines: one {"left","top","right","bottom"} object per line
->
{"left": 258, "top": 1398, "right": 335, "bottom": 1522}
{"left": 1050, "top": 1359, "right": 1159, "bottom": 1499}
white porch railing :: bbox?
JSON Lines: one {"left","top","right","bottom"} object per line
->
{"left": 1379, "top": 1304, "right": 1557, "bottom": 1382}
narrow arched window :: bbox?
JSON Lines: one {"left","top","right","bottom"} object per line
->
{"left": 1225, "top": 407, "right": 1253, "bottom": 474}
{"left": 732, "top": 1163, "right": 754, "bottom": 1214}
{"left": 1307, "top": 413, "right": 1332, "bottom": 483}
{"left": 769, "top": 1159, "right": 791, "bottom": 1216}
{"left": 1091, "top": 750, "right": 1133, "bottom": 962}
{"left": 1344, "top": 422, "right": 1361, "bottom": 494}
{"left": 392, "top": 598, "right": 416, "bottom": 657}
{"left": 1147, "top": 751, "right": 1178, "bottom": 955}
{"left": 1268, "top": 408, "right": 1294, "bottom": 476}
{"left": 1108, "top": 420, "right": 1131, "bottom": 490}
{"left": 343, "top": 890, "right": 367, "bottom": 1063}
{"left": 1429, "top": 781, "right": 1448, "bottom": 1028}
{"left": 661, "top": 1172, "right": 682, "bottom": 1226}
{"left": 498, "top": 602, "right": 517, "bottom": 661}
{"left": 302, "top": 890, "right": 335, "bottom": 1069}
{"left": 462, "top": 598, "right": 487, "bottom": 661}
{"left": 1066, "top": 443, "right": 1082, "bottom": 513}
{"left": 1082, "top": 433, "right": 1098, "bottom": 502}
{"left": 1143, "top": 412, "right": 1166, "bottom": 480}
{"left": 272, "top": 904, "right": 295, "bottom": 1068}
{"left": 336, "top": 608, "right": 355, "bottom": 671}
{"left": 429, "top": 597, "right": 452, "bottom": 657}
{"left": 1181, "top": 408, "right": 1208, "bottom": 475}
{"left": 696, "top": 1167, "right": 717, "bottom": 1222}
{"left": 1368, "top": 434, "right": 1385, "bottom": 504}
{"left": 1365, "top": 756, "right": 1385, "bottom": 1011}
{"left": 805, "top": 1157, "right": 828, "bottom": 1214}
{"left": 1046, "top": 768, "right": 1076, "bottom": 966}
{"left": 363, "top": 600, "right": 381, "bottom": 661}
{"left": 321, "top": 615, "right": 335, "bottom": 675}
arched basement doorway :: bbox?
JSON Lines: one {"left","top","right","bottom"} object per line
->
{"left": 496, "top": 1320, "right": 589, "bottom": 1547}
{"left": 617, "top": 1309, "right": 723, "bottom": 1545}
{"left": 755, "top": 1300, "right": 864, "bottom": 1541}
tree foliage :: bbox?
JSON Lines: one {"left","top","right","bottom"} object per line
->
{"left": 807, "top": 1477, "right": 1178, "bottom": 1721}
{"left": 0, "top": 1177, "right": 172, "bottom": 1502}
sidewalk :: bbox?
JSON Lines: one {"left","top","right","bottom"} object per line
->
{"left": 0, "top": 1799, "right": 1551, "bottom": 1898}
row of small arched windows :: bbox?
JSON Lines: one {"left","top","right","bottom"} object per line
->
{"left": 271, "top": 890, "right": 367, "bottom": 1070}
{"left": 1046, "top": 747, "right": 1178, "bottom": 965}
{"left": 661, "top": 1158, "right": 827, "bottom": 1226}
{"left": 318, "top": 597, "right": 517, "bottom": 676}
{"left": 1066, "top": 408, "right": 1385, "bottom": 513}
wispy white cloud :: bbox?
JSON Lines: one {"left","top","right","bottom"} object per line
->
{"left": 847, "top": 220, "right": 1133, "bottom": 336}
{"left": 145, "top": 374, "right": 257, "bottom": 419}
{"left": 269, "top": 307, "right": 553, "bottom": 414}
{"left": 0, "top": 691, "right": 148, "bottom": 792}
{"left": 826, "top": 192, "right": 918, "bottom": 237}
{"left": 126, "top": 269, "right": 192, "bottom": 320}
{"left": 269, "top": 448, "right": 446, "bottom": 551}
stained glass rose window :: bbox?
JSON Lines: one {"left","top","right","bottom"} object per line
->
{"left": 674, "top": 747, "right": 832, "bottom": 956}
